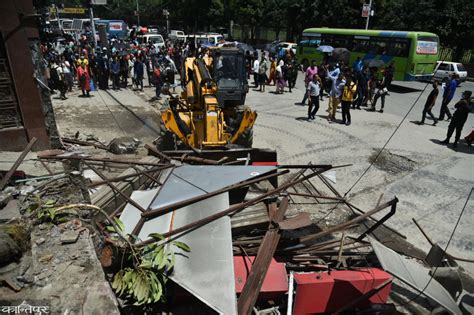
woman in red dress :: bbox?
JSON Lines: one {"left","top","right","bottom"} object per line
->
{"left": 77, "top": 63, "right": 90, "bottom": 97}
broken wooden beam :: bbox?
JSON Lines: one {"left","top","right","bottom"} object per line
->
{"left": 237, "top": 197, "right": 289, "bottom": 315}
{"left": 0, "top": 137, "right": 37, "bottom": 190}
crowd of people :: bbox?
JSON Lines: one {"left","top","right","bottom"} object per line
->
{"left": 41, "top": 32, "right": 472, "bottom": 149}
{"left": 246, "top": 50, "right": 395, "bottom": 126}
{"left": 42, "top": 34, "right": 186, "bottom": 101}
{"left": 247, "top": 48, "right": 472, "bottom": 147}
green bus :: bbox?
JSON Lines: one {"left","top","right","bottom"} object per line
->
{"left": 297, "top": 28, "right": 439, "bottom": 81}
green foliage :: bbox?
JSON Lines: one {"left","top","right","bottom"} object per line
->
{"left": 112, "top": 267, "right": 163, "bottom": 305}
{"left": 27, "top": 195, "right": 59, "bottom": 222}
{"left": 108, "top": 219, "right": 190, "bottom": 306}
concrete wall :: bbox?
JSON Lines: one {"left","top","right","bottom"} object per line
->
{"left": 0, "top": 0, "right": 53, "bottom": 151}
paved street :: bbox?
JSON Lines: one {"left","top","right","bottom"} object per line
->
{"left": 52, "top": 76, "right": 474, "bottom": 273}
{"left": 52, "top": 88, "right": 162, "bottom": 144}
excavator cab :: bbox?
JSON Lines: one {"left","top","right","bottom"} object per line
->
{"left": 212, "top": 48, "right": 248, "bottom": 107}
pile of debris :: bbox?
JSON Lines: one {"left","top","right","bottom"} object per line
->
{"left": 0, "top": 138, "right": 473, "bottom": 314}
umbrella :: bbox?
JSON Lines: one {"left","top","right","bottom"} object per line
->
{"left": 317, "top": 45, "right": 334, "bottom": 53}
{"left": 332, "top": 48, "right": 350, "bottom": 64}
{"left": 366, "top": 59, "right": 385, "bottom": 68}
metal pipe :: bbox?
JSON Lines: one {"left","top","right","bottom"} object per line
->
{"left": 344, "top": 200, "right": 406, "bottom": 239}
{"left": 144, "top": 143, "right": 172, "bottom": 162}
{"left": 300, "top": 198, "right": 399, "bottom": 243}
{"left": 278, "top": 164, "right": 352, "bottom": 169}
{"left": 142, "top": 169, "right": 289, "bottom": 219}
{"left": 287, "top": 192, "right": 344, "bottom": 201}
{"left": 131, "top": 167, "right": 175, "bottom": 236}
{"left": 85, "top": 162, "right": 148, "bottom": 213}
{"left": 412, "top": 218, "right": 474, "bottom": 263}
{"left": 40, "top": 155, "right": 166, "bottom": 167}
{"left": 88, "top": 165, "right": 171, "bottom": 188}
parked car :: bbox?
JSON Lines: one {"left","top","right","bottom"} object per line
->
{"left": 148, "top": 25, "right": 161, "bottom": 34}
{"left": 277, "top": 42, "right": 298, "bottom": 55}
{"left": 136, "top": 34, "right": 165, "bottom": 49}
{"left": 433, "top": 61, "right": 468, "bottom": 85}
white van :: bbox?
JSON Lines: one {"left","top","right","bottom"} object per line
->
{"left": 433, "top": 61, "right": 468, "bottom": 84}
{"left": 187, "top": 33, "right": 224, "bottom": 47}
{"left": 206, "top": 33, "right": 224, "bottom": 46}
{"left": 137, "top": 34, "right": 165, "bottom": 49}
{"left": 168, "top": 30, "right": 186, "bottom": 42}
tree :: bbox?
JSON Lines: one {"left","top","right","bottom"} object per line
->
{"left": 233, "top": 0, "right": 264, "bottom": 40}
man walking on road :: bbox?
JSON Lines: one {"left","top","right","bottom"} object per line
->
{"left": 307, "top": 75, "right": 322, "bottom": 120}
{"left": 252, "top": 56, "right": 260, "bottom": 88}
{"left": 327, "top": 67, "right": 345, "bottom": 121}
{"left": 369, "top": 76, "right": 389, "bottom": 113}
{"left": 420, "top": 81, "right": 439, "bottom": 125}
{"left": 301, "top": 61, "right": 318, "bottom": 105}
{"left": 352, "top": 66, "right": 368, "bottom": 109}
{"left": 341, "top": 72, "right": 357, "bottom": 125}
{"left": 441, "top": 90, "right": 471, "bottom": 148}
{"left": 438, "top": 74, "right": 458, "bottom": 121}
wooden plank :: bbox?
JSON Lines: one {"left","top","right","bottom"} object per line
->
{"left": 0, "top": 137, "right": 37, "bottom": 190}
{"left": 237, "top": 197, "right": 289, "bottom": 315}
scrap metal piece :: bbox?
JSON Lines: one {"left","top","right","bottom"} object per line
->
{"left": 369, "top": 237, "right": 462, "bottom": 314}
{"left": 170, "top": 193, "right": 236, "bottom": 315}
{"left": 138, "top": 165, "right": 276, "bottom": 241}
{"left": 234, "top": 256, "right": 288, "bottom": 300}
{"left": 293, "top": 269, "right": 392, "bottom": 314}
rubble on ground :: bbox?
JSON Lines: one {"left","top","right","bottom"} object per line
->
{"left": 0, "top": 141, "right": 473, "bottom": 314}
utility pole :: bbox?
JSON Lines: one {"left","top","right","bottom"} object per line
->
{"left": 365, "top": 0, "right": 373, "bottom": 30}
{"left": 89, "top": 5, "right": 97, "bottom": 48}
{"left": 163, "top": 9, "right": 170, "bottom": 35}
{"left": 136, "top": 0, "right": 140, "bottom": 27}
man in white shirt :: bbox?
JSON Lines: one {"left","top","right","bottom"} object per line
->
{"left": 252, "top": 56, "right": 259, "bottom": 88}
{"left": 307, "top": 75, "right": 321, "bottom": 120}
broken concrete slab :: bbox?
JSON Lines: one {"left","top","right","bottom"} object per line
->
{"left": 0, "top": 199, "right": 20, "bottom": 222}
{"left": 60, "top": 231, "right": 80, "bottom": 244}
{"left": 35, "top": 238, "right": 45, "bottom": 246}
{"left": 82, "top": 281, "right": 120, "bottom": 314}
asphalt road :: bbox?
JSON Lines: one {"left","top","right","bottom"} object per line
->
{"left": 247, "top": 75, "right": 474, "bottom": 273}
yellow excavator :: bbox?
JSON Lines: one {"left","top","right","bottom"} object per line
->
{"left": 155, "top": 47, "right": 257, "bottom": 151}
